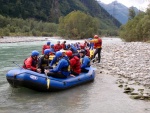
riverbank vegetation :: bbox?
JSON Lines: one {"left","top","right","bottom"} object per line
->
{"left": 0, "top": 15, "right": 58, "bottom": 36}
{"left": 119, "top": 7, "right": 150, "bottom": 42}
{"left": 0, "top": 11, "right": 119, "bottom": 38}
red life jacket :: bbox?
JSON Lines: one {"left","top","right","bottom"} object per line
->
{"left": 94, "top": 38, "right": 102, "bottom": 49}
{"left": 42, "top": 45, "right": 50, "bottom": 54}
{"left": 85, "top": 48, "right": 90, "bottom": 57}
{"left": 61, "top": 43, "right": 66, "bottom": 50}
{"left": 54, "top": 44, "right": 62, "bottom": 51}
{"left": 23, "top": 56, "right": 38, "bottom": 71}
{"left": 70, "top": 56, "right": 81, "bottom": 74}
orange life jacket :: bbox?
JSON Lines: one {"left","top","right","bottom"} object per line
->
{"left": 94, "top": 38, "right": 102, "bottom": 49}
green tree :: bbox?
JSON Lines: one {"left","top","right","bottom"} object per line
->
{"left": 58, "top": 11, "right": 99, "bottom": 39}
{"left": 128, "top": 7, "right": 136, "bottom": 20}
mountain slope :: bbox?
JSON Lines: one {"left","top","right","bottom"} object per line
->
{"left": 98, "top": 1, "right": 140, "bottom": 24}
{"left": 0, "top": 0, "right": 121, "bottom": 29}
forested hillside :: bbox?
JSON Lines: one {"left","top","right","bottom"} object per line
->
{"left": 0, "top": 0, "right": 121, "bottom": 37}
{"left": 0, "top": 0, "right": 121, "bottom": 27}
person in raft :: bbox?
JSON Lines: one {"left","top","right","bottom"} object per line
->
{"left": 61, "top": 41, "right": 67, "bottom": 50}
{"left": 49, "top": 49, "right": 67, "bottom": 67}
{"left": 79, "top": 49, "right": 90, "bottom": 73}
{"left": 23, "top": 50, "right": 41, "bottom": 73}
{"left": 38, "top": 49, "right": 51, "bottom": 74}
{"left": 79, "top": 43, "right": 90, "bottom": 58}
{"left": 87, "top": 35, "right": 102, "bottom": 63}
{"left": 42, "top": 41, "right": 50, "bottom": 54}
{"left": 49, "top": 52, "right": 59, "bottom": 67}
{"left": 49, "top": 44, "right": 55, "bottom": 53}
{"left": 66, "top": 50, "right": 81, "bottom": 76}
{"left": 45, "top": 51, "right": 70, "bottom": 79}
{"left": 54, "top": 41, "right": 62, "bottom": 52}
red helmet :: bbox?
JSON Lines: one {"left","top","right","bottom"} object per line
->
{"left": 66, "top": 50, "right": 72, "bottom": 57}
{"left": 80, "top": 44, "right": 85, "bottom": 49}
{"left": 94, "top": 35, "right": 98, "bottom": 38}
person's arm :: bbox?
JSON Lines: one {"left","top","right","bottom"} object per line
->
{"left": 50, "top": 56, "right": 57, "bottom": 66}
{"left": 81, "top": 57, "right": 89, "bottom": 68}
{"left": 51, "top": 59, "right": 64, "bottom": 72}
{"left": 86, "top": 39, "right": 98, "bottom": 43}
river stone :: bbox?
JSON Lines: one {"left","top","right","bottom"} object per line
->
{"left": 124, "top": 87, "right": 131, "bottom": 90}
{"left": 130, "top": 95, "right": 142, "bottom": 99}
{"left": 138, "top": 89, "right": 144, "bottom": 92}
{"left": 118, "top": 84, "right": 123, "bottom": 88}
{"left": 130, "top": 92, "right": 139, "bottom": 95}
{"left": 123, "top": 90, "right": 132, "bottom": 94}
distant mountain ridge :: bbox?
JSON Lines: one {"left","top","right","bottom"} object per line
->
{"left": 98, "top": 1, "right": 140, "bottom": 24}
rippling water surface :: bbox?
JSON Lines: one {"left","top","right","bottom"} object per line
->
{"left": 0, "top": 38, "right": 149, "bottom": 113}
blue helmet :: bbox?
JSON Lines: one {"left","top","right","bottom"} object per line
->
{"left": 47, "top": 42, "right": 50, "bottom": 45}
{"left": 31, "top": 50, "right": 39, "bottom": 57}
{"left": 55, "top": 51, "right": 62, "bottom": 58}
{"left": 51, "top": 44, "right": 54, "bottom": 47}
{"left": 88, "top": 38, "right": 92, "bottom": 40}
{"left": 44, "top": 49, "right": 51, "bottom": 55}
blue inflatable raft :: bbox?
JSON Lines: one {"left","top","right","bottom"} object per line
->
{"left": 6, "top": 67, "right": 95, "bottom": 91}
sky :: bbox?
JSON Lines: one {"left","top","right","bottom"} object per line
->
{"left": 98, "top": 0, "right": 150, "bottom": 11}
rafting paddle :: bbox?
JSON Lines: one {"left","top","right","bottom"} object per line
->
{"left": 45, "top": 69, "right": 50, "bottom": 89}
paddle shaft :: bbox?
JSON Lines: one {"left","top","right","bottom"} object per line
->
{"left": 12, "top": 61, "right": 23, "bottom": 69}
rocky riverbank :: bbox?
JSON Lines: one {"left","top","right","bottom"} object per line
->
{"left": 0, "top": 36, "right": 62, "bottom": 43}
{"left": 93, "top": 38, "right": 150, "bottom": 100}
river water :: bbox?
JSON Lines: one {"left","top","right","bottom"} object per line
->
{"left": 0, "top": 38, "right": 149, "bottom": 113}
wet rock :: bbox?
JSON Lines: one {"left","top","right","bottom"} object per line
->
{"left": 116, "top": 79, "right": 124, "bottom": 84}
{"left": 118, "top": 84, "right": 123, "bottom": 88}
{"left": 135, "top": 82, "right": 141, "bottom": 85}
{"left": 124, "top": 87, "right": 135, "bottom": 94}
{"left": 130, "top": 92, "right": 139, "bottom": 95}
{"left": 138, "top": 89, "right": 144, "bottom": 92}
{"left": 130, "top": 95, "right": 142, "bottom": 99}
{"left": 124, "top": 87, "right": 134, "bottom": 91}
{"left": 124, "top": 90, "right": 132, "bottom": 94}
{"left": 142, "top": 93, "right": 150, "bottom": 100}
